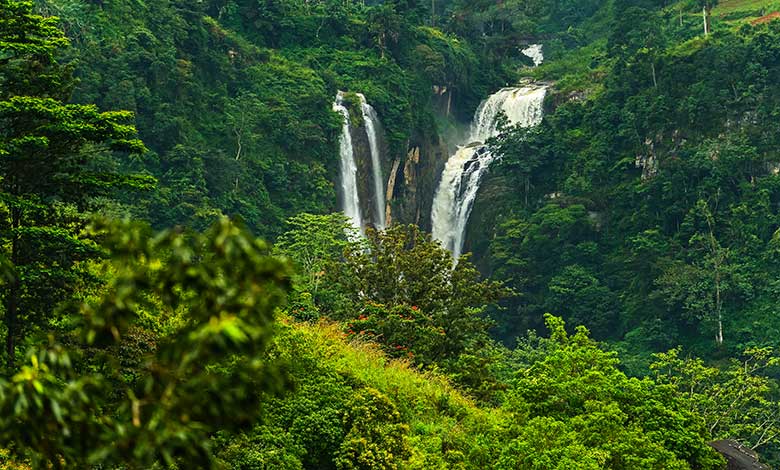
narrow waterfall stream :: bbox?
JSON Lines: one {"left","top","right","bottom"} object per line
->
{"left": 431, "top": 85, "right": 547, "bottom": 260}
{"left": 521, "top": 44, "right": 545, "bottom": 67}
{"left": 359, "top": 94, "right": 387, "bottom": 230}
{"left": 333, "top": 92, "right": 363, "bottom": 233}
{"left": 333, "top": 91, "right": 386, "bottom": 233}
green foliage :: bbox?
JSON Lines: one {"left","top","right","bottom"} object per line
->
{"left": 335, "top": 388, "right": 411, "bottom": 470}
{"left": 0, "top": 0, "right": 148, "bottom": 369}
{"left": 652, "top": 346, "right": 780, "bottom": 453}
{"left": 212, "top": 314, "right": 730, "bottom": 470}
{"left": 276, "top": 217, "right": 509, "bottom": 399}
{"left": 33, "top": 0, "right": 515, "bottom": 237}
{"left": 275, "top": 212, "right": 359, "bottom": 319}
{"left": 0, "top": 218, "right": 292, "bottom": 468}
{"left": 485, "top": 5, "right": 780, "bottom": 360}
{"left": 212, "top": 319, "right": 506, "bottom": 470}
{"left": 5, "top": 0, "right": 780, "bottom": 467}
{"left": 0, "top": 0, "right": 69, "bottom": 97}
{"left": 499, "top": 315, "right": 724, "bottom": 470}
{"left": 347, "top": 303, "right": 447, "bottom": 367}
{"left": 343, "top": 225, "right": 506, "bottom": 368}
{"left": 489, "top": 203, "right": 609, "bottom": 339}
{"left": 214, "top": 426, "right": 305, "bottom": 470}
{"left": 546, "top": 264, "right": 620, "bottom": 337}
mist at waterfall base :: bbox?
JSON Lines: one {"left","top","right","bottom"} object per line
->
{"left": 333, "top": 92, "right": 387, "bottom": 235}
{"left": 431, "top": 85, "right": 548, "bottom": 260}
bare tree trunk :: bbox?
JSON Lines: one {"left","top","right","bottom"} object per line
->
{"left": 651, "top": 62, "right": 657, "bottom": 88}
{"left": 715, "top": 270, "right": 724, "bottom": 345}
{"left": 234, "top": 128, "right": 242, "bottom": 161}
{"left": 706, "top": 196, "right": 724, "bottom": 346}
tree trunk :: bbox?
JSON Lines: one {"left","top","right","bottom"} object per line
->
{"left": 651, "top": 62, "right": 657, "bottom": 88}
{"left": 715, "top": 271, "right": 724, "bottom": 346}
{"left": 704, "top": 195, "right": 724, "bottom": 347}
{"left": 234, "top": 127, "right": 242, "bottom": 161}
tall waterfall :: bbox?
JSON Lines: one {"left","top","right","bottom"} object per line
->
{"left": 359, "top": 94, "right": 387, "bottom": 230}
{"left": 333, "top": 92, "right": 363, "bottom": 233}
{"left": 431, "top": 85, "right": 548, "bottom": 260}
{"left": 333, "top": 91, "right": 386, "bottom": 233}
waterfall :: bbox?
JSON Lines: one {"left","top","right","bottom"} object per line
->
{"left": 521, "top": 44, "right": 544, "bottom": 67}
{"left": 333, "top": 91, "right": 386, "bottom": 233}
{"left": 359, "top": 94, "right": 387, "bottom": 230}
{"left": 431, "top": 85, "right": 548, "bottom": 260}
{"left": 333, "top": 92, "right": 363, "bottom": 233}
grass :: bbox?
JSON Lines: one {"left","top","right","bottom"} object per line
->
{"left": 715, "top": 0, "right": 779, "bottom": 16}
{"left": 282, "top": 318, "right": 499, "bottom": 419}
{"left": 275, "top": 317, "right": 510, "bottom": 467}
{"left": 674, "top": 0, "right": 780, "bottom": 26}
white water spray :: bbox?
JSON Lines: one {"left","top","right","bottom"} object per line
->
{"left": 333, "top": 92, "right": 387, "bottom": 233}
{"left": 359, "top": 94, "right": 387, "bottom": 230}
{"left": 521, "top": 44, "right": 544, "bottom": 67}
{"left": 431, "top": 85, "right": 548, "bottom": 260}
{"left": 333, "top": 92, "right": 363, "bottom": 233}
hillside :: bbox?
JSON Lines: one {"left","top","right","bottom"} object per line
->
{"left": 1, "top": 0, "right": 780, "bottom": 468}
{"left": 213, "top": 316, "right": 724, "bottom": 469}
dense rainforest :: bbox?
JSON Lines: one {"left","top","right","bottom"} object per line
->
{"left": 1, "top": 0, "right": 780, "bottom": 468}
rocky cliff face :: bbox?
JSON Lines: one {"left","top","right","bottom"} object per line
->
{"left": 342, "top": 87, "right": 463, "bottom": 233}
{"left": 349, "top": 115, "right": 390, "bottom": 229}
{"left": 338, "top": 93, "right": 452, "bottom": 233}
{"left": 386, "top": 131, "right": 450, "bottom": 231}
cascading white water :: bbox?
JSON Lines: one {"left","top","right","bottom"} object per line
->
{"left": 358, "top": 94, "right": 387, "bottom": 230}
{"left": 333, "top": 92, "right": 363, "bottom": 234}
{"left": 521, "top": 44, "right": 544, "bottom": 67}
{"left": 431, "top": 85, "right": 548, "bottom": 260}
{"left": 333, "top": 91, "right": 387, "bottom": 233}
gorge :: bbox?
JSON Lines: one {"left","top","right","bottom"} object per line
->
{"left": 336, "top": 45, "right": 548, "bottom": 254}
